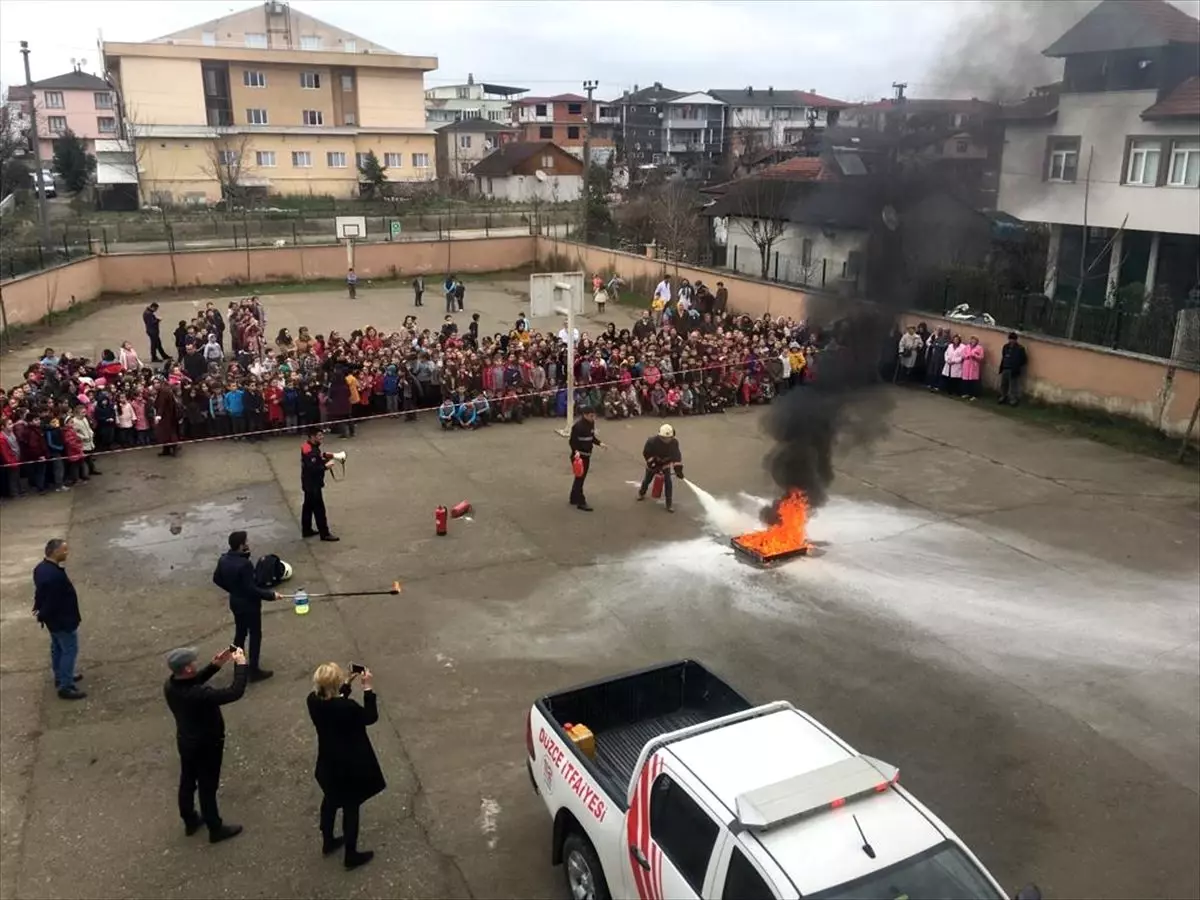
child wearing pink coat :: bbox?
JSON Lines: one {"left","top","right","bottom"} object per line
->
{"left": 960, "top": 337, "right": 985, "bottom": 401}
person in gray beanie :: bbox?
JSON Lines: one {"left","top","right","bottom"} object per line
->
{"left": 163, "top": 644, "right": 248, "bottom": 843}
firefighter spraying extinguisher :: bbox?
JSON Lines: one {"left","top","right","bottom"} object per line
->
{"left": 637, "top": 423, "right": 684, "bottom": 514}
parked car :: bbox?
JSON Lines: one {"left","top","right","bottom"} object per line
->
{"left": 34, "top": 170, "right": 56, "bottom": 199}
{"left": 527, "top": 660, "right": 1041, "bottom": 900}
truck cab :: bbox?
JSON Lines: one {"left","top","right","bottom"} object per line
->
{"left": 528, "top": 661, "right": 1036, "bottom": 900}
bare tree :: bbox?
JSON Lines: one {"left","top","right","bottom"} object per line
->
{"left": 728, "top": 178, "right": 791, "bottom": 279}
{"left": 649, "top": 180, "right": 704, "bottom": 263}
{"left": 200, "top": 130, "right": 255, "bottom": 209}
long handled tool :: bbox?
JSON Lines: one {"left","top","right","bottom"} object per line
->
{"left": 287, "top": 580, "right": 402, "bottom": 602}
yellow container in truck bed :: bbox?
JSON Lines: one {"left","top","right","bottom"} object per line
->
{"left": 563, "top": 723, "right": 596, "bottom": 759}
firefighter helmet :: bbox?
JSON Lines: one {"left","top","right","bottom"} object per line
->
{"left": 658, "top": 423, "right": 675, "bottom": 439}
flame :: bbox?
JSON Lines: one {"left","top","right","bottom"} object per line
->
{"left": 733, "top": 491, "right": 810, "bottom": 559}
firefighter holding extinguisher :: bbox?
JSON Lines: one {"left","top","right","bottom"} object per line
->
{"left": 637, "top": 423, "right": 684, "bottom": 513}
{"left": 568, "top": 406, "right": 604, "bottom": 512}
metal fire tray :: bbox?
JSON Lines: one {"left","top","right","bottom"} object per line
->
{"left": 730, "top": 538, "right": 809, "bottom": 568}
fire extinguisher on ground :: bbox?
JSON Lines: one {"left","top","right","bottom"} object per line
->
{"left": 434, "top": 505, "right": 448, "bottom": 536}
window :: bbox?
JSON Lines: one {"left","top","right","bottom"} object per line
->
{"left": 300, "top": 35, "right": 323, "bottom": 50}
{"left": 343, "top": 40, "right": 356, "bottom": 53}
{"left": 245, "top": 33, "right": 268, "bottom": 49}
{"left": 300, "top": 71, "right": 321, "bottom": 90}
{"left": 341, "top": 74, "right": 354, "bottom": 92}
{"left": 1046, "top": 137, "right": 1080, "bottom": 183}
{"left": 256, "top": 150, "right": 276, "bottom": 167}
{"left": 384, "top": 152, "right": 403, "bottom": 167}
{"left": 459, "top": 135, "right": 472, "bottom": 149}
{"left": 649, "top": 775, "right": 718, "bottom": 894}
{"left": 302, "top": 110, "right": 324, "bottom": 126}
{"left": 542, "top": 154, "right": 554, "bottom": 168}
{"left": 535, "top": 103, "right": 547, "bottom": 117}
{"left": 844, "top": 250, "right": 863, "bottom": 279}
{"left": 291, "top": 151, "right": 312, "bottom": 168}
{"left": 97, "top": 116, "right": 117, "bottom": 133}
{"left": 722, "top": 848, "right": 774, "bottom": 900}
{"left": 202, "top": 31, "right": 216, "bottom": 46}
{"left": 539, "top": 126, "right": 553, "bottom": 139}
{"left": 412, "top": 153, "right": 430, "bottom": 167}
{"left": 217, "top": 150, "right": 239, "bottom": 166}
{"left": 567, "top": 103, "right": 582, "bottom": 115}
{"left": 801, "top": 238, "right": 813, "bottom": 268}
{"left": 47, "top": 116, "right": 67, "bottom": 133}
{"left": 1126, "top": 139, "right": 1162, "bottom": 185}
{"left": 44, "top": 91, "right": 64, "bottom": 109}
{"left": 243, "top": 70, "right": 266, "bottom": 88}
{"left": 327, "top": 151, "right": 347, "bottom": 167}
{"left": 567, "top": 126, "right": 580, "bottom": 139}
{"left": 344, "top": 113, "right": 356, "bottom": 126}
{"left": 246, "top": 108, "right": 269, "bottom": 125}
{"left": 94, "top": 92, "right": 113, "bottom": 109}
{"left": 956, "top": 139, "right": 969, "bottom": 154}
{"left": 1168, "top": 140, "right": 1200, "bottom": 187}
{"left": 355, "top": 152, "right": 369, "bottom": 169}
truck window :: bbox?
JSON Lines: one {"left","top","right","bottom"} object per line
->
{"left": 650, "top": 774, "right": 719, "bottom": 894}
{"left": 723, "top": 847, "right": 775, "bottom": 900}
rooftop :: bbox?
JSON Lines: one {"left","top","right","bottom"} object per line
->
{"left": 469, "top": 140, "right": 577, "bottom": 177}
{"left": 514, "top": 93, "right": 589, "bottom": 104}
{"left": 435, "top": 119, "right": 520, "bottom": 133}
{"left": 1141, "top": 75, "right": 1200, "bottom": 119}
{"left": 706, "top": 177, "right": 880, "bottom": 229}
{"left": 30, "top": 70, "right": 111, "bottom": 91}
{"left": 1043, "top": 0, "right": 1200, "bottom": 57}
{"left": 849, "top": 97, "right": 998, "bottom": 115}
{"left": 709, "top": 88, "right": 849, "bottom": 109}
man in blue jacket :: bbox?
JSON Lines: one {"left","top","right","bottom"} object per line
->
{"left": 212, "top": 531, "right": 281, "bottom": 682}
{"left": 32, "top": 538, "right": 85, "bottom": 699}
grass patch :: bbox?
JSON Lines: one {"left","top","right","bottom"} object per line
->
{"left": 984, "top": 392, "right": 1198, "bottom": 466}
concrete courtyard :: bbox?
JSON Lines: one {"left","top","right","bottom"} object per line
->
{"left": 0, "top": 282, "right": 1197, "bottom": 900}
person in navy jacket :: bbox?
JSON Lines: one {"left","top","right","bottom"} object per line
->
{"left": 32, "top": 538, "right": 85, "bottom": 699}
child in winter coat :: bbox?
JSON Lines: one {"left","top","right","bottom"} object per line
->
{"left": 664, "top": 383, "right": 681, "bottom": 414}
{"left": 382, "top": 365, "right": 401, "bottom": 414}
{"left": 264, "top": 381, "right": 285, "bottom": 429}
{"left": 62, "top": 416, "right": 85, "bottom": 484}
{"left": 131, "top": 393, "right": 152, "bottom": 445}
{"left": 117, "top": 396, "right": 136, "bottom": 446}
{"left": 438, "top": 398, "right": 456, "bottom": 429}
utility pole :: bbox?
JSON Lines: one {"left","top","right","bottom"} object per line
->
{"left": 21, "top": 41, "right": 52, "bottom": 249}
{"left": 581, "top": 79, "right": 598, "bottom": 246}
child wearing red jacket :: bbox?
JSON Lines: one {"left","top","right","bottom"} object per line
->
{"left": 264, "top": 380, "right": 284, "bottom": 430}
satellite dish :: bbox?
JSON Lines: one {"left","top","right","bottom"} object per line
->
{"left": 534, "top": 169, "right": 548, "bottom": 182}
{"left": 881, "top": 205, "right": 900, "bottom": 231}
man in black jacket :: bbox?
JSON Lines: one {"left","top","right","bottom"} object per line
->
{"left": 998, "top": 332, "right": 1029, "bottom": 406}
{"left": 32, "top": 538, "right": 86, "bottom": 700}
{"left": 637, "top": 423, "right": 685, "bottom": 513}
{"left": 212, "top": 531, "right": 281, "bottom": 681}
{"left": 164, "top": 645, "right": 248, "bottom": 842}
{"left": 143, "top": 302, "right": 169, "bottom": 362}
{"left": 301, "top": 427, "right": 340, "bottom": 541}
{"left": 568, "top": 407, "right": 604, "bottom": 511}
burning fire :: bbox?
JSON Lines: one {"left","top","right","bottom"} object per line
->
{"left": 733, "top": 491, "right": 810, "bottom": 560}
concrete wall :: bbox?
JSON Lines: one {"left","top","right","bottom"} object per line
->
{"left": 356, "top": 69, "right": 427, "bottom": 129}
{"left": 998, "top": 90, "right": 1200, "bottom": 235}
{"left": 898, "top": 311, "right": 1200, "bottom": 438}
{"left": 0, "top": 256, "right": 103, "bottom": 328}
{"left": 120, "top": 57, "right": 208, "bottom": 127}
{"left": 34, "top": 86, "right": 113, "bottom": 157}
{"left": 480, "top": 174, "right": 582, "bottom": 203}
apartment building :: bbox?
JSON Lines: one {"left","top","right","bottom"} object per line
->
{"left": 709, "top": 86, "right": 848, "bottom": 155}
{"left": 509, "top": 94, "right": 614, "bottom": 163}
{"left": 997, "top": 0, "right": 1199, "bottom": 308}
{"left": 27, "top": 69, "right": 118, "bottom": 160}
{"left": 434, "top": 119, "right": 519, "bottom": 180}
{"left": 425, "top": 75, "right": 526, "bottom": 129}
{"left": 101, "top": 2, "right": 437, "bottom": 204}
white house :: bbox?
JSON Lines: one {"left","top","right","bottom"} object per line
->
{"left": 997, "top": 0, "right": 1200, "bottom": 308}
{"left": 469, "top": 140, "right": 584, "bottom": 202}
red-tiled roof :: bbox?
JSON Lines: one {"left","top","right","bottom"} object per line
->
{"left": 1142, "top": 76, "right": 1200, "bottom": 119}
{"left": 756, "top": 157, "right": 828, "bottom": 181}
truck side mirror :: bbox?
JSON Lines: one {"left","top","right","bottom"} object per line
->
{"left": 1014, "top": 885, "right": 1042, "bottom": 900}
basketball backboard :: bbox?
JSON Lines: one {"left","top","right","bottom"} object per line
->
{"left": 335, "top": 215, "right": 367, "bottom": 240}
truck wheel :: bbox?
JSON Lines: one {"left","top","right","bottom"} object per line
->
{"left": 563, "top": 831, "right": 611, "bottom": 900}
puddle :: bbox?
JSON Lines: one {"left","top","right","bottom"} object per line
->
{"left": 108, "top": 500, "right": 286, "bottom": 576}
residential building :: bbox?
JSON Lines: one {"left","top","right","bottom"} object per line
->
{"left": 425, "top": 74, "right": 526, "bottom": 129}
{"left": 101, "top": 2, "right": 438, "bottom": 205}
{"left": 27, "top": 69, "right": 118, "bottom": 160}
{"left": 996, "top": 0, "right": 1200, "bottom": 308}
{"left": 839, "top": 97, "right": 997, "bottom": 133}
{"left": 509, "top": 94, "right": 614, "bottom": 163}
{"left": 434, "top": 119, "right": 519, "bottom": 180}
{"left": 613, "top": 83, "right": 684, "bottom": 170}
{"left": 708, "top": 87, "right": 849, "bottom": 156}
{"left": 469, "top": 141, "right": 584, "bottom": 202}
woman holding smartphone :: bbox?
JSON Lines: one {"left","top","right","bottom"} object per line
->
{"left": 307, "top": 662, "right": 386, "bottom": 869}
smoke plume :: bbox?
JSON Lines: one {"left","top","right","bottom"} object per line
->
{"left": 924, "top": 0, "right": 1092, "bottom": 102}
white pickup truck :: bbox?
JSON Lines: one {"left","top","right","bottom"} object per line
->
{"left": 527, "top": 660, "right": 1041, "bottom": 900}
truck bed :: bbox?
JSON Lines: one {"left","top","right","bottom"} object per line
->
{"left": 538, "top": 660, "right": 751, "bottom": 804}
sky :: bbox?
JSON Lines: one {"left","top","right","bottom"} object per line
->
{"left": 0, "top": 0, "right": 1197, "bottom": 104}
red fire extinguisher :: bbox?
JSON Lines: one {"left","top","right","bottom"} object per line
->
{"left": 434, "top": 505, "right": 448, "bottom": 536}
{"left": 651, "top": 472, "right": 664, "bottom": 499}
{"left": 572, "top": 453, "right": 585, "bottom": 478}
{"left": 450, "top": 500, "right": 472, "bottom": 519}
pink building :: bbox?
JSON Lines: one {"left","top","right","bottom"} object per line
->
{"left": 30, "top": 69, "right": 118, "bottom": 160}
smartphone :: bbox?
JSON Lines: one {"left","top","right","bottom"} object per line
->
{"left": 227, "top": 643, "right": 240, "bottom": 654}
{"left": 349, "top": 662, "right": 366, "bottom": 675}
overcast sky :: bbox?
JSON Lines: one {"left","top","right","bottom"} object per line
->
{"left": 1, "top": 0, "right": 1197, "bottom": 104}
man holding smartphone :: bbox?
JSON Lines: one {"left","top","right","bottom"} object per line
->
{"left": 213, "top": 531, "right": 282, "bottom": 681}
{"left": 164, "top": 644, "right": 249, "bottom": 843}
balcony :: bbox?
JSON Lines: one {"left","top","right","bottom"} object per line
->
{"left": 667, "top": 142, "right": 707, "bottom": 154}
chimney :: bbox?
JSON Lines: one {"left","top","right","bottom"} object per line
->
{"left": 468, "top": 73, "right": 474, "bottom": 85}
{"left": 654, "top": 81, "right": 662, "bottom": 90}
{"left": 633, "top": 83, "right": 639, "bottom": 92}
{"left": 768, "top": 86, "right": 774, "bottom": 97}
{"left": 747, "top": 86, "right": 754, "bottom": 97}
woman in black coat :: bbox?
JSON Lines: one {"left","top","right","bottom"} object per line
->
{"left": 307, "top": 663, "right": 386, "bottom": 870}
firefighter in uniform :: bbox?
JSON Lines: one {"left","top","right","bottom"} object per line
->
{"left": 568, "top": 406, "right": 604, "bottom": 511}
{"left": 637, "top": 423, "right": 684, "bottom": 513}
{"left": 301, "top": 428, "right": 340, "bottom": 541}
